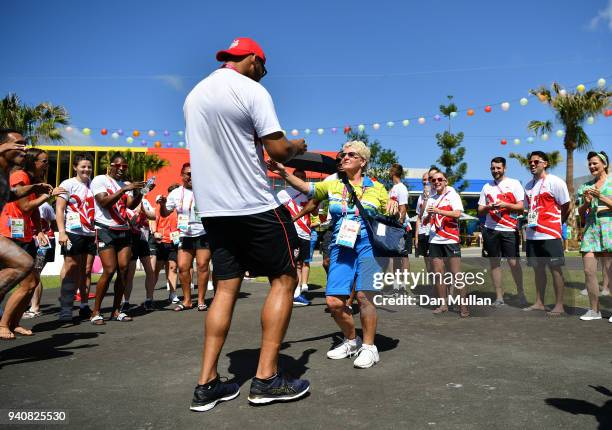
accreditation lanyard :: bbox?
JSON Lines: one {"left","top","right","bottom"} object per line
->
{"left": 179, "top": 187, "right": 194, "bottom": 218}
{"left": 341, "top": 184, "right": 366, "bottom": 217}
{"left": 529, "top": 176, "right": 547, "bottom": 212}
{"left": 430, "top": 190, "right": 451, "bottom": 225}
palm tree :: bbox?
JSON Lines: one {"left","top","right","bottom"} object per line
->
{"left": 509, "top": 151, "right": 562, "bottom": 172}
{"left": 527, "top": 82, "right": 611, "bottom": 236}
{"left": 0, "top": 93, "right": 69, "bottom": 144}
{"left": 99, "top": 150, "right": 168, "bottom": 181}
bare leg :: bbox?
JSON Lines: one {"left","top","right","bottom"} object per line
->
{"left": 177, "top": 249, "right": 195, "bottom": 308}
{"left": 532, "top": 264, "right": 548, "bottom": 310}
{"left": 326, "top": 295, "right": 355, "bottom": 339}
{"left": 0, "top": 237, "right": 33, "bottom": 304}
{"left": 167, "top": 260, "right": 178, "bottom": 293}
{"left": 0, "top": 271, "right": 39, "bottom": 335}
{"left": 489, "top": 258, "right": 503, "bottom": 301}
{"left": 548, "top": 265, "right": 565, "bottom": 314}
{"left": 112, "top": 246, "right": 133, "bottom": 317}
{"left": 195, "top": 248, "right": 211, "bottom": 307}
{"left": 122, "top": 259, "right": 137, "bottom": 302}
{"left": 141, "top": 255, "right": 156, "bottom": 301}
{"left": 583, "top": 253, "right": 599, "bottom": 312}
{"left": 432, "top": 257, "right": 447, "bottom": 312}
{"left": 357, "top": 291, "right": 377, "bottom": 345}
{"left": 508, "top": 257, "right": 525, "bottom": 297}
{"left": 92, "top": 248, "right": 118, "bottom": 317}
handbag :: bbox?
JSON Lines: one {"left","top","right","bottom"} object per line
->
{"left": 342, "top": 177, "right": 410, "bottom": 257}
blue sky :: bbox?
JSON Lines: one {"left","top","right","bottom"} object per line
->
{"left": 3, "top": 0, "right": 612, "bottom": 183}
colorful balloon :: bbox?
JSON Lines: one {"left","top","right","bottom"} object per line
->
{"left": 556, "top": 129, "right": 565, "bottom": 138}
{"left": 541, "top": 133, "right": 549, "bottom": 141}
{"left": 154, "top": 140, "right": 162, "bottom": 148}
{"left": 418, "top": 117, "right": 426, "bottom": 124}
{"left": 65, "top": 126, "right": 73, "bottom": 133}
{"left": 587, "top": 116, "right": 595, "bottom": 125}
{"left": 331, "top": 127, "right": 338, "bottom": 133}
{"left": 372, "top": 123, "right": 380, "bottom": 130}
{"left": 148, "top": 130, "right": 156, "bottom": 137}
{"left": 537, "top": 93, "right": 548, "bottom": 102}
{"left": 140, "top": 140, "right": 148, "bottom": 146}
{"left": 344, "top": 126, "right": 352, "bottom": 134}
{"left": 126, "top": 137, "right": 134, "bottom": 144}
{"left": 166, "top": 142, "right": 173, "bottom": 148}
{"left": 82, "top": 128, "right": 91, "bottom": 135}
{"left": 304, "top": 128, "right": 311, "bottom": 135}
{"left": 111, "top": 132, "right": 119, "bottom": 140}
{"left": 598, "top": 78, "right": 606, "bottom": 88}
{"left": 501, "top": 139, "right": 507, "bottom": 145}
{"left": 101, "top": 128, "right": 108, "bottom": 135}
{"left": 576, "top": 84, "right": 585, "bottom": 93}
{"left": 433, "top": 115, "right": 441, "bottom": 121}
{"left": 484, "top": 106, "right": 492, "bottom": 113}
{"left": 132, "top": 130, "right": 140, "bottom": 137}
{"left": 558, "top": 89, "right": 567, "bottom": 97}
{"left": 605, "top": 109, "right": 612, "bottom": 117}
{"left": 402, "top": 120, "right": 410, "bottom": 127}
{"left": 117, "top": 129, "right": 124, "bottom": 136}
{"left": 513, "top": 139, "right": 521, "bottom": 145}
{"left": 317, "top": 128, "right": 324, "bottom": 135}
{"left": 177, "top": 130, "right": 184, "bottom": 136}
{"left": 178, "top": 141, "right": 185, "bottom": 148}
{"left": 163, "top": 130, "right": 170, "bottom": 136}
{"left": 291, "top": 129, "right": 299, "bottom": 136}
{"left": 386, "top": 121, "right": 395, "bottom": 127}
{"left": 357, "top": 124, "right": 365, "bottom": 132}
{"left": 467, "top": 109, "right": 474, "bottom": 117}
{"left": 526, "top": 136, "right": 535, "bottom": 144}
{"left": 520, "top": 98, "right": 528, "bottom": 106}
{"left": 501, "top": 102, "right": 510, "bottom": 111}
{"left": 449, "top": 111, "right": 458, "bottom": 118}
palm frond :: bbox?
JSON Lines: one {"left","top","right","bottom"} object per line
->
{"left": 527, "top": 120, "right": 553, "bottom": 135}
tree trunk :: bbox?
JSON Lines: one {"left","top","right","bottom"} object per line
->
{"left": 564, "top": 146, "right": 578, "bottom": 250}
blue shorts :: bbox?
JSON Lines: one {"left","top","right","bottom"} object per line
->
{"left": 326, "top": 235, "right": 383, "bottom": 296}
{"left": 305, "top": 230, "right": 318, "bottom": 263}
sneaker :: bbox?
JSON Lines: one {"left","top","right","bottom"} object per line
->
{"left": 493, "top": 299, "right": 505, "bottom": 307}
{"left": 601, "top": 290, "right": 610, "bottom": 297}
{"left": 190, "top": 375, "right": 240, "bottom": 412}
{"left": 247, "top": 372, "right": 310, "bottom": 405}
{"left": 293, "top": 294, "right": 310, "bottom": 306}
{"left": 169, "top": 293, "right": 179, "bottom": 304}
{"left": 327, "top": 336, "right": 362, "bottom": 359}
{"left": 301, "top": 284, "right": 309, "bottom": 293}
{"left": 22, "top": 310, "right": 42, "bottom": 319}
{"left": 143, "top": 300, "right": 155, "bottom": 312}
{"left": 382, "top": 288, "right": 396, "bottom": 298}
{"left": 580, "top": 309, "right": 602, "bottom": 321}
{"left": 609, "top": 316, "right": 612, "bottom": 323}
{"left": 517, "top": 293, "right": 529, "bottom": 307}
{"left": 580, "top": 289, "right": 589, "bottom": 296}
{"left": 79, "top": 306, "right": 92, "bottom": 319}
{"left": 353, "top": 344, "right": 380, "bottom": 369}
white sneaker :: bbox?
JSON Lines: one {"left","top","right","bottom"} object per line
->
{"left": 166, "top": 281, "right": 170, "bottom": 291}
{"left": 601, "top": 290, "right": 610, "bottom": 296}
{"left": 353, "top": 344, "right": 380, "bottom": 369}
{"left": 207, "top": 281, "right": 214, "bottom": 291}
{"left": 580, "top": 289, "right": 588, "bottom": 296}
{"left": 609, "top": 315, "right": 612, "bottom": 323}
{"left": 301, "top": 284, "right": 309, "bottom": 293}
{"left": 169, "top": 292, "right": 179, "bottom": 304}
{"left": 326, "top": 336, "right": 362, "bottom": 360}
{"left": 580, "top": 309, "right": 602, "bottom": 321}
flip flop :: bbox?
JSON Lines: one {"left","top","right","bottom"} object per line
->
{"left": 197, "top": 304, "right": 207, "bottom": 312}
{"left": 90, "top": 315, "right": 105, "bottom": 325}
{"left": 110, "top": 312, "right": 133, "bottom": 322}
{"left": 522, "top": 305, "right": 547, "bottom": 312}
{"left": 546, "top": 310, "right": 566, "bottom": 317}
{"left": 432, "top": 307, "right": 448, "bottom": 315}
{"left": 174, "top": 304, "right": 193, "bottom": 312}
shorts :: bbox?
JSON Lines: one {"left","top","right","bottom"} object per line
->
{"left": 326, "top": 236, "right": 383, "bottom": 296}
{"left": 12, "top": 239, "right": 37, "bottom": 259}
{"left": 131, "top": 234, "right": 152, "bottom": 260}
{"left": 429, "top": 243, "right": 462, "bottom": 258}
{"left": 61, "top": 232, "right": 97, "bottom": 256}
{"left": 404, "top": 231, "right": 413, "bottom": 255}
{"left": 201, "top": 205, "right": 299, "bottom": 280}
{"left": 297, "top": 238, "right": 310, "bottom": 263}
{"left": 321, "top": 229, "right": 333, "bottom": 259}
{"left": 96, "top": 225, "right": 132, "bottom": 252}
{"left": 526, "top": 239, "right": 565, "bottom": 267}
{"left": 305, "top": 229, "right": 318, "bottom": 263}
{"left": 482, "top": 228, "right": 520, "bottom": 259}
{"left": 179, "top": 234, "right": 209, "bottom": 251}
{"left": 155, "top": 242, "right": 177, "bottom": 262}
{"left": 415, "top": 233, "right": 430, "bottom": 257}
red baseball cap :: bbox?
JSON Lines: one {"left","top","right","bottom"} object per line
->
{"left": 216, "top": 37, "right": 266, "bottom": 64}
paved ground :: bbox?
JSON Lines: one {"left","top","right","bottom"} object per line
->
{"left": 1, "top": 277, "right": 611, "bottom": 430}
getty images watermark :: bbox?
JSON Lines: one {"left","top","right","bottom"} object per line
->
{"left": 372, "top": 269, "right": 492, "bottom": 307}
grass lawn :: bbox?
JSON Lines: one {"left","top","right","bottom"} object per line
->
{"left": 40, "top": 273, "right": 145, "bottom": 290}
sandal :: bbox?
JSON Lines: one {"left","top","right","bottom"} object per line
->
{"left": 110, "top": 312, "right": 133, "bottom": 322}
{"left": 90, "top": 315, "right": 105, "bottom": 325}
{"left": 197, "top": 304, "right": 207, "bottom": 312}
{"left": 22, "top": 310, "right": 42, "bottom": 319}
{"left": 174, "top": 303, "right": 192, "bottom": 312}
{"left": 432, "top": 306, "right": 448, "bottom": 314}
{"left": 546, "top": 310, "right": 566, "bottom": 317}
{"left": 13, "top": 326, "right": 33, "bottom": 336}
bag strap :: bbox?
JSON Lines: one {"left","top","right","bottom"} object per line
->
{"left": 341, "top": 177, "right": 374, "bottom": 234}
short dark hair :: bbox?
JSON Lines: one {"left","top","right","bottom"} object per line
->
{"left": 0, "top": 128, "right": 23, "bottom": 144}
{"left": 168, "top": 183, "right": 180, "bottom": 193}
{"left": 528, "top": 151, "right": 549, "bottom": 164}
{"left": 72, "top": 153, "right": 93, "bottom": 167}
{"left": 587, "top": 151, "right": 609, "bottom": 173}
{"left": 181, "top": 162, "right": 190, "bottom": 173}
{"left": 490, "top": 157, "right": 506, "bottom": 167}
{"left": 428, "top": 165, "right": 440, "bottom": 174}
{"left": 390, "top": 163, "right": 404, "bottom": 179}
{"left": 110, "top": 152, "right": 125, "bottom": 164}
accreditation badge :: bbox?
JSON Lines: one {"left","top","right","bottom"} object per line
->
{"left": 66, "top": 212, "right": 82, "bottom": 230}
{"left": 170, "top": 231, "right": 180, "bottom": 245}
{"left": 177, "top": 214, "right": 189, "bottom": 232}
{"left": 527, "top": 209, "right": 539, "bottom": 228}
{"left": 335, "top": 218, "right": 360, "bottom": 248}
{"left": 10, "top": 218, "right": 25, "bottom": 238}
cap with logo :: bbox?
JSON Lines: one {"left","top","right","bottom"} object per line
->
{"left": 216, "top": 37, "right": 266, "bottom": 64}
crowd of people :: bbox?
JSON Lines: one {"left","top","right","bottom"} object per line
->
{"left": 0, "top": 37, "right": 610, "bottom": 412}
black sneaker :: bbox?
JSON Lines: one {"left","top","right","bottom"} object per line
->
{"left": 190, "top": 376, "right": 240, "bottom": 412}
{"left": 143, "top": 300, "right": 155, "bottom": 312}
{"left": 248, "top": 372, "right": 310, "bottom": 405}
{"left": 79, "top": 306, "right": 92, "bottom": 319}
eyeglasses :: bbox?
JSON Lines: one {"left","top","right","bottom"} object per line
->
{"left": 431, "top": 178, "right": 446, "bottom": 183}
{"left": 111, "top": 163, "right": 129, "bottom": 169}
{"left": 339, "top": 151, "right": 360, "bottom": 160}
{"left": 528, "top": 160, "right": 544, "bottom": 166}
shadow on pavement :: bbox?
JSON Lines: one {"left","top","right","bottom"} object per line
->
{"left": 0, "top": 332, "right": 100, "bottom": 369}
{"left": 545, "top": 385, "right": 612, "bottom": 430}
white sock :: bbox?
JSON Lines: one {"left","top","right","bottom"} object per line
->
{"left": 347, "top": 338, "right": 358, "bottom": 346}
{"left": 293, "top": 286, "right": 301, "bottom": 299}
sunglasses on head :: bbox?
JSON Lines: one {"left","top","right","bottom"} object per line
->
{"left": 339, "top": 151, "right": 360, "bottom": 160}
{"left": 112, "top": 163, "right": 128, "bottom": 169}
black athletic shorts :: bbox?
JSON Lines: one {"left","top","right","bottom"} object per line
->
{"left": 526, "top": 239, "right": 565, "bottom": 267}
{"left": 61, "top": 232, "right": 97, "bottom": 256}
{"left": 131, "top": 233, "right": 152, "bottom": 260}
{"left": 179, "top": 234, "right": 209, "bottom": 251}
{"left": 482, "top": 228, "right": 520, "bottom": 259}
{"left": 321, "top": 228, "right": 333, "bottom": 259}
{"left": 297, "top": 238, "right": 310, "bottom": 263}
{"left": 404, "top": 231, "right": 413, "bottom": 255}
{"left": 201, "top": 205, "right": 299, "bottom": 280}
{"left": 12, "top": 239, "right": 37, "bottom": 259}
{"left": 44, "top": 238, "right": 56, "bottom": 263}
{"left": 155, "top": 242, "right": 177, "bottom": 262}
{"left": 415, "top": 233, "right": 430, "bottom": 258}
{"left": 96, "top": 225, "right": 132, "bottom": 251}
{"left": 428, "top": 242, "right": 461, "bottom": 258}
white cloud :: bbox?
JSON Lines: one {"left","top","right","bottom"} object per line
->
{"left": 588, "top": 0, "right": 612, "bottom": 31}
{"left": 154, "top": 74, "right": 184, "bottom": 91}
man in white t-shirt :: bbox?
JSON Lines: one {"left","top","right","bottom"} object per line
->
{"left": 477, "top": 156, "right": 527, "bottom": 307}
{"left": 385, "top": 163, "right": 411, "bottom": 293}
{"left": 415, "top": 168, "right": 440, "bottom": 271}
{"left": 185, "top": 37, "right": 309, "bottom": 411}
{"left": 523, "top": 151, "right": 570, "bottom": 316}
